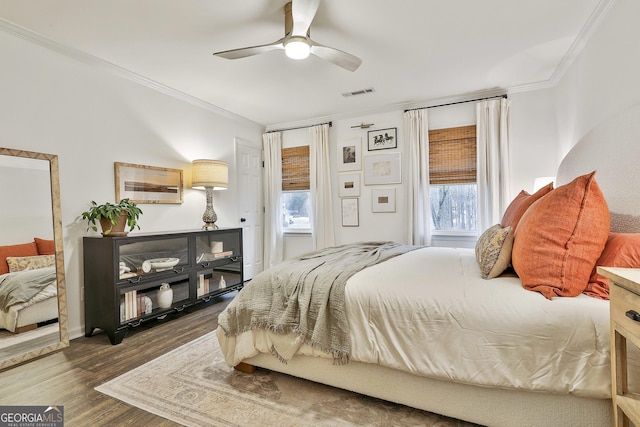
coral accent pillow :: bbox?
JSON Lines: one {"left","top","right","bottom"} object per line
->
{"left": 0, "top": 242, "right": 39, "bottom": 275}
{"left": 585, "top": 233, "right": 640, "bottom": 300}
{"left": 511, "top": 171, "right": 610, "bottom": 299}
{"left": 475, "top": 224, "right": 514, "bottom": 279}
{"left": 500, "top": 183, "right": 554, "bottom": 231}
{"left": 34, "top": 238, "right": 55, "bottom": 255}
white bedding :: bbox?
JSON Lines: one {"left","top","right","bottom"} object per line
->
{"left": 217, "top": 246, "right": 613, "bottom": 399}
{"left": 0, "top": 282, "right": 57, "bottom": 332}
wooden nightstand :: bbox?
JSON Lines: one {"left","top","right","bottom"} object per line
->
{"left": 599, "top": 267, "right": 640, "bottom": 426}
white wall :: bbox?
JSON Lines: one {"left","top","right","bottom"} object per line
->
{"left": 553, "top": 0, "right": 640, "bottom": 156}
{"left": 0, "top": 30, "right": 264, "bottom": 338}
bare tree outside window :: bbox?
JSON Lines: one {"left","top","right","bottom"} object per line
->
{"left": 430, "top": 184, "right": 477, "bottom": 231}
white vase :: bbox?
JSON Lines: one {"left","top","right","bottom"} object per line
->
{"left": 157, "top": 283, "right": 173, "bottom": 308}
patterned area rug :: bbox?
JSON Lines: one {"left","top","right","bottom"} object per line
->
{"left": 96, "top": 332, "right": 476, "bottom": 427}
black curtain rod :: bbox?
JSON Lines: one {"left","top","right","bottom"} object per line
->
{"left": 266, "top": 121, "right": 332, "bottom": 134}
{"left": 404, "top": 94, "right": 508, "bottom": 113}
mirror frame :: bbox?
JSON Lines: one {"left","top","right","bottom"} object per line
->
{"left": 0, "top": 147, "right": 69, "bottom": 370}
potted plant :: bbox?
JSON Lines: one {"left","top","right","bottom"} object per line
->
{"left": 81, "top": 198, "right": 143, "bottom": 236}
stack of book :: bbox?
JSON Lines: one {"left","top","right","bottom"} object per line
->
{"left": 197, "top": 274, "right": 211, "bottom": 298}
{"left": 199, "top": 250, "right": 233, "bottom": 262}
{"left": 120, "top": 290, "right": 152, "bottom": 322}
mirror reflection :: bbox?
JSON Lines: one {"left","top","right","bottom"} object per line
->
{"left": 0, "top": 148, "right": 68, "bottom": 370}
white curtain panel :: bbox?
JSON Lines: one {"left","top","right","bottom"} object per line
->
{"left": 309, "top": 123, "right": 335, "bottom": 250}
{"left": 262, "top": 132, "right": 284, "bottom": 268}
{"left": 476, "top": 98, "right": 511, "bottom": 233}
{"left": 404, "top": 109, "right": 431, "bottom": 246}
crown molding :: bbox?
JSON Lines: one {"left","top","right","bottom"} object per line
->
{"left": 0, "top": 17, "right": 263, "bottom": 130}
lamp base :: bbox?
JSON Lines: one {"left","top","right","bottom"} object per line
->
{"left": 202, "top": 223, "right": 219, "bottom": 231}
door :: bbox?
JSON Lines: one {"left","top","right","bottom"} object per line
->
{"left": 235, "top": 138, "right": 263, "bottom": 280}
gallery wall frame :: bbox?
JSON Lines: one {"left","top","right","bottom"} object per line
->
{"left": 341, "top": 198, "right": 359, "bottom": 227}
{"left": 363, "top": 152, "right": 401, "bottom": 185}
{"left": 337, "top": 138, "right": 362, "bottom": 172}
{"left": 115, "top": 162, "right": 183, "bottom": 204}
{"left": 371, "top": 188, "right": 396, "bottom": 213}
{"left": 367, "top": 127, "right": 397, "bottom": 151}
{"left": 338, "top": 174, "right": 360, "bottom": 197}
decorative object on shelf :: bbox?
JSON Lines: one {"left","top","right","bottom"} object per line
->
{"left": 367, "top": 128, "right": 397, "bottom": 151}
{"left": 337, "top": 138, "right": 362, "bottom": 172}
{"left": 364, "top": 152, "right": 402, "bottom": 185}
{"left": 210, "top": 241, "right": 223, "bottom": 253}
{"left": 192, "top": 159, "right": 229, "bottom": 230}
{"left": 81, "top": 198, "right": 143, "bottom": 236}
{"left": 219, "top": 276, "right": 226, "bottom": 289}
{"left": 147, "top": 257, "right": 180, "bottom": 272}
{"left": 115, "top": 162, "right": 184, "bottom": 204}
{"left": 157, "top": 283, "right": 173, "bottom": 308}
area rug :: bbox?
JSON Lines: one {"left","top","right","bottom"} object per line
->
{"left": 96, "top": 332, "right": 476, "bottom": 427}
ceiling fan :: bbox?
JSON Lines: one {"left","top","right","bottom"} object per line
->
{"left": 213, "top": 0, "right": 362, "bottom": 72}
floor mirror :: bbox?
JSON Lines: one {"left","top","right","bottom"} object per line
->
{"left": 0, "top": 147, "right": 69, "bottom": 370}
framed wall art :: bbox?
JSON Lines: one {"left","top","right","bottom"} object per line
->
{"left": 367, "top": 127, "right": 397, "bottom": 151}
{"left": 371, "top": 188, "right": 396, "bottom": 212}
{"left": 115, "top": 162, "right": 183, "bottom": 204}
{"left": 341, "top": 198, "right": 359, "bottom": 227}
{"left": 338, "top": 174, "right": 360, "bottom": 197}
{"left": 337, "top": 138, "right": 362, "bottom": 172}
{"left": 363, "top": 152, "right": 401, "bottom": 185}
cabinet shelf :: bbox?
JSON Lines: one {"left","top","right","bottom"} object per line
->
{"left": 84, "top": 228, "right": 244, "bottom": 344}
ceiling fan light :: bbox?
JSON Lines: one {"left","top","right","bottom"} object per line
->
{"left": 285, "top": 38, "right": 311, "bottom": 60}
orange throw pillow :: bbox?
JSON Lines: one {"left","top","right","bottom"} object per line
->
{"left": 512, "top": 171, "right": 610, "bottom": 299}
{"left": 34, "top": 237, "right": 55, "bottom": 255}
{"left": 500, "top": 183, "right": 553, "bottom": 231}
{"left": 0, "top": 241, "right": 39, "bottom": 275}
{"left": 585, "top": 233, "right": 640, "bottom": 300}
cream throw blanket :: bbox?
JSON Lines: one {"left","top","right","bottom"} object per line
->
{"left": 218, "top": 242, "right": 418, "bottom": 364}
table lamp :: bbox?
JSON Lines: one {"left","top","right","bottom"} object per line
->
{"left": 192, "top": 159, "right": 228, "bottom": 230}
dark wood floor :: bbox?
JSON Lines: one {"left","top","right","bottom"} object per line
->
{"left": 0, "top": 293, "right": 235, "bottom": 426}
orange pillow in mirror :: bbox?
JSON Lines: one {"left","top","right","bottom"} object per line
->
{"left": 500, "top": 182, "right": 554, "bottom": 231}
{"left": 0, "top": 241, "right": 39, "bottom": 275}
{"left": 512, "top": 171, "right": 610, "bottom": 299}
{"left": 34, "top": 237, "right": 55, "bottom": 255}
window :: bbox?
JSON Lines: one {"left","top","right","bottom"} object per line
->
{"left": 281, "top": 146, "right": 311, "bottom": 231}
{"left": 429, "top": 125, "right": 477, "bottom": 232}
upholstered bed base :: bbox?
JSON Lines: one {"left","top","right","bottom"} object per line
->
{"left": 243, "top": 353, "right": 611, "bottom": 427}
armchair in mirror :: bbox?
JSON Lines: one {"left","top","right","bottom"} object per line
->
{"left": 0, "top": 147, "right": 69, "bottom": 370}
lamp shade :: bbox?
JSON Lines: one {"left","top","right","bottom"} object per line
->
{"left": 192, "top": 159, "right": 228, "bottom": 190}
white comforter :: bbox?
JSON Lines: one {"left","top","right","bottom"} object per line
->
{"left": 217, "top": 247, "right": 614, "bottom": 398}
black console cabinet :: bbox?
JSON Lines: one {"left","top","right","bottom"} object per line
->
{"left": 83, "top": 228, "right": 243, "bottom": 344}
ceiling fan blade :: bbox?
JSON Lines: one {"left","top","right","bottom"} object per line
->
{"left": 290, "top": 0, "right": 320, "bottom": 36}
{"left": 310, "top": 43, "right": 362, "bottom": 72}
{"left": 213, "top": 38, "right": 285, "bottom": 59}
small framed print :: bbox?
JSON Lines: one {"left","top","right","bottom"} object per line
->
{"left": 337, "top": 138, "right": 362, "bottom": 172}
{"left": 341, "top": 198, "right": 359, "bottom": 227}
{"left": 368, "top": 128, "right": 397, "bottom": 151}
{"left": 338, "top": 174, "right": 360, "bottom": 197}
{"left": 372, "top": 188, "right": 396, "bottom": 213}
{"left": 364, "top": 152, "right": 401, "bottom": 185}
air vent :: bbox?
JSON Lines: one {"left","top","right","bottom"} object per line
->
{"left": 342, "top": 88, "right": 375, "bottom": 97}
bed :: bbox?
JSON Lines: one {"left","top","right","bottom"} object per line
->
{"left": 216, "top": 104, "right": 640, "bottom": 427}
{"left": 0, "top": 238, "right": 59, "bottom": 333}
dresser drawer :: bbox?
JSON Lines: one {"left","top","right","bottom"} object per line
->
{"left": 612, "top": 284, "right": 640, "bottom": 346}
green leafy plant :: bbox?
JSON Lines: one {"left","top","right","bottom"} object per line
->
{"left": 81, "top": 198, "right": 143, "bottom": 235}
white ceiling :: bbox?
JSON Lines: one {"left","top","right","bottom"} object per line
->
{"left": 0, "top": 0, "right": 607, "bottom": 127}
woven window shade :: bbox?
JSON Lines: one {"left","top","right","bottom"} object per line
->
{"left": 429, "top": 125, "right": 477, "bottom": 185}
{"left": 282, "top": 145, "right": 310, "bottom": 191}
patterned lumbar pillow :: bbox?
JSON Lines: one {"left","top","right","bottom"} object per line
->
{"left": 475, "top": 224, "right": 514, "bottom": 279}
{"left": 6, "top": 254, "right": 55, "bottom": 273}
